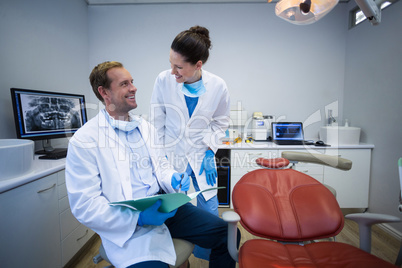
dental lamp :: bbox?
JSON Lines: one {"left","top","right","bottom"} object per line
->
{"left": 355, "top": 0, "right": 381, "bottom": 25}
{"left": 275, "top": 0, "right": 339, "bottom": 25}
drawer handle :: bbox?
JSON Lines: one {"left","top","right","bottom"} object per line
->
{"left": 247, "top": 153, "right": 262, "bottom": 156}
{"left": 77, "top": 229, "right": 89, "bottom": 242}
{"left": 37, "top": 183, "right": 56, "bottom": 194}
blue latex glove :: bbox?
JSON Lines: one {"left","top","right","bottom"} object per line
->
{"left": 199, "top": 150, "right": 217, "bottom": 186}
{"left": 138, "top": 199, "right": 177, "bottom": 226}
{"left": 171, "top": 172, "right": 190, "bottom": 192}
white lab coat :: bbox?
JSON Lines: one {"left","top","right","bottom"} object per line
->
{"left": 150, "top": 69, "right": 230, "bottom": 201}
{"left": 65, "top": 110, "right": 177, "bottom": 268}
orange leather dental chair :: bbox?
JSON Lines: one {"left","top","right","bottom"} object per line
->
{"left": 223, "top": 152, "right": 398, "bottom": 268}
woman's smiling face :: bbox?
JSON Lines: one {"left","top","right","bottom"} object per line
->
{"left": 169, "top": 49, "right": 202, "bottom": 84}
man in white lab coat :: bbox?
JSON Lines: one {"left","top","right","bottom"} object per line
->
{"left": 65, "top": 61, "right": 236, "bottom": 268}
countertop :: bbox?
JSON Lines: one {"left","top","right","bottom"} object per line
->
{"left": 0, "top": 142, "right": 374, "bottom": 194}
{"left": 218, "top": 141, "right": 375, "bottom": 150}
{"left": 0, "top": 155, "right": 66, "bottom": 194}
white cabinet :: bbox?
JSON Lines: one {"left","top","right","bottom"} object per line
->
{"left": 280, "top": 148, "right": 371, "bottom": 208}
{"left": 278, "top": 149, "right": 325, "bottom": 183}
{"left": 230, "top": 149, "right": 278, "bottom": 207}
{"left": 323, "top": 149, "right": 371, "bottom": 208}
{"left": 58, "top": 171, "right": 94, "bottom": 266}
{"left": 0, "top": 172, "right": 61, "bottom": 267}
{"left": 229, "top": 147, "right": 372, "bottom": 209}
{"left": 0, "top": 169, "right": 94, "bottom": 268}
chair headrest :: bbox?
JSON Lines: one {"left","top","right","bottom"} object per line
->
{"left": 255, "top": 157, "right": 290, "bottom": 169}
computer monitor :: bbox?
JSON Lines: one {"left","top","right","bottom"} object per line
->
{"left": 10, "top": 88, "right": 88, "bottom": 153}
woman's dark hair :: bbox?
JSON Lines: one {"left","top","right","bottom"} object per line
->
{"left": 171, "top": 26, "right": 212, "bottom": 65}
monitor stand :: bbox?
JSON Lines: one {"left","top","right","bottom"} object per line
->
{"left": 35, "top": 139, "right": 67, "bottom": 155}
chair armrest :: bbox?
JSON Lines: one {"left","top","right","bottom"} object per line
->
{"left": 282, "top": 151, "right": 352, "bottom": 171}
{"left": 345, "top": 213, "right": 400, "bottom": 253}
{"left": 222, "top": 211, "right": 240, "bottom": 262}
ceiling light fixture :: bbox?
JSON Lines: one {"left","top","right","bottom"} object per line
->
{"left": 274, "top": 0, "right": 339, "bottom": 25}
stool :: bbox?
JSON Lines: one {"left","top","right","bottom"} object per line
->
{"left": 93, "top": 238, "right": 194, "bottom": 268}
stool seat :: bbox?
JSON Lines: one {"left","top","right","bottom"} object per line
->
{"left": 171, "top": 238, "right": 194, "bottom": 267}
{"left": 94, "top": 238, "right": 194, "bottom": 268}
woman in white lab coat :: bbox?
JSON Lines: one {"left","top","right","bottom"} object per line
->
{"left": 150, "top": 26, "right": 230, "bottom": 260}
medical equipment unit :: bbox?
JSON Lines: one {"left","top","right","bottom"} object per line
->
{"left": 223, "top": 151, "right": 400, "bottom": 268}
{"left": 10, "top": 88, "right": 88, "bottom": 155}
{"left": 215, "top": 149, "right": 231, "bottom": 207}
{"left": 251, "top": 112, "right": 268, "bottom": 141}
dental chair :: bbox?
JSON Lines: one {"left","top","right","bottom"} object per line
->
{"left": 223, "top": 152, "right": 400, "bottom": 267}
{"left": 93, "top": 238, "right": 194, "bottom": 268}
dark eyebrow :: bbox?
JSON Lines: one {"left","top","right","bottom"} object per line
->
{"left": 170, "top": 59, "right": 182, "bottom": 68}
{"left": 120, "top": 79, "right": 131, "bottom": 86}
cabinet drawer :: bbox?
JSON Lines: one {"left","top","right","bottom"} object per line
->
{"left": 231, "top": 150, "right": 278, "bottom": 167}
{"left": 231, "top": 165, "right": 262, "bottom": 177}
{"left": 58, "top": 182, "right": 67, "bottom": 200}
{"left": 0, "top": 173, "right": 61, "bottom": 268}
{"left": 292, "top": 162, "right": 323, "bottom": 175}
{"left": 58, "top": 170, "right": 66, "bottom": 185}
{"left": 61, "top": 224, "right": 95, "bottom": 267}
{"left": 59, "top": 195, "right": 70, "bottom": 213}
{"left": 60, "top": 208, "right": 80, "bottom": 240}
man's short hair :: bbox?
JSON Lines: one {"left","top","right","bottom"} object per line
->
{"left": 89, "top": 61, "right": 123, "bottom": 102}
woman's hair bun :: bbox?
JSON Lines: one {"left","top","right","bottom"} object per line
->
{"left": 189, "top": 26, "right": 211, "bottom": 49}
{"left": 171, "top": 25, "right": 212, "bottom": 64}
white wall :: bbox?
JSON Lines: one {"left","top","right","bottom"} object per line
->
{"left": 88, "top": 3, "right": 348, "bottom": 139}
{"left": 344, "top": 1, "right": 402, "bottom": 232}
{"left": 88, "top": 1, "right": 402, "bottom": 234}
{"left": 0, "top": 0, "right": 89, "bottom": 150}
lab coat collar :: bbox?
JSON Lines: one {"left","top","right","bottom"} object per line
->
{"left": 98, "top": 110, "right": 126, "bottom": 149}
{"left": 99, "top": 111, "right": 132, "bottom": 198}
{"left": 98, "top": 110, "right": 163, "bottom": 200}
{"left": 175, "top": 83, "right": 190, "bottom": 121}
{"left": 200, "top": 69, "right": 211, "bottom": 85}
{"left": 174, "top": 70, "right": 212, "bottom": 120}
{"left": 175, "top": 83, "right": 205, "bottom": 122}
